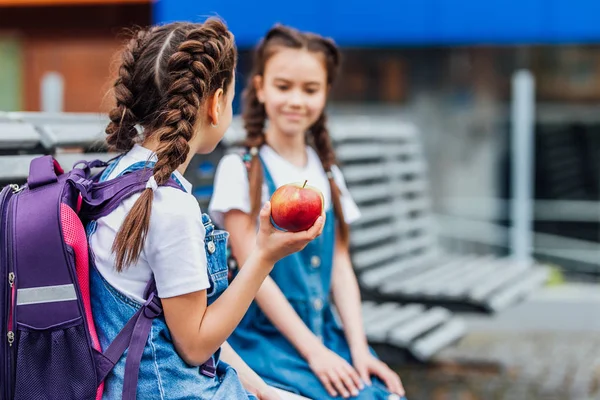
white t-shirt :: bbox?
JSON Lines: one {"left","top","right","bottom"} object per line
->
{"left": 89, "top": 144, "right": 210, "bottom": 303}
{"left": 208, "top": 145, "right": 361, "bottom": 228}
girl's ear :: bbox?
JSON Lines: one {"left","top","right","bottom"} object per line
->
{"left": 208, "top": 88, "right": 224, "bottom": 125}
{"left": 253, "top": 75, "right": 265, "bottom": 104}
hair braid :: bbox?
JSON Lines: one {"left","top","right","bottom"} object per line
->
{"left": 105, "top": 28, "right": 153, "bottom": 152}
{"left": 111, "top": 18, "right": 237, "bottom": 271}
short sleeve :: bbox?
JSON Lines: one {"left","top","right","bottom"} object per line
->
{"left": 208, "top": 153, "right": 251, "bottom": 228}
{"left": 144, "top": 189, "right": 211, "bottom": 298}
{"left": 331, "top": 165, "right": 361, "bottom": 225}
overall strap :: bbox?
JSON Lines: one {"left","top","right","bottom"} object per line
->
{"left": 238, "top": 146, "right": 277, "bottom": 197}
{"left": 257, "top": 155, "right": 278, "bottom": 197}
{"left": 81, "top": 158, "right": 216, "bottom": 398}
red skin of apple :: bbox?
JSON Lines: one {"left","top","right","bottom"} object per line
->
{"left": 270, "top": 181, "right": 324, "bottom": 232}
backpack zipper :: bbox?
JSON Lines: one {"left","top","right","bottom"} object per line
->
{"left": 3, "top": 185, "right": 18, "bottom": 400}
{"left": 7, "top": 272, "right": 14, "bottom": 342}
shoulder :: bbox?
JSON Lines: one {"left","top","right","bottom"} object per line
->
{"left": 151, "top": 187, "right": 201, "bottom": 222}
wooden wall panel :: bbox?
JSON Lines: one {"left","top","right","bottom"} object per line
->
{"left": 0, "top": 3, "right": 150, "bottom": 112}
{"left": 22, "top": 35, "right": 123, "bottom": 112}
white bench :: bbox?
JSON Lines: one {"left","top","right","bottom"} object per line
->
{"left": 2, "top": 111, "right": 109, "bottom": 151}
{"left": 328, "top": 116, "right": 550, "bottom": 314}
{"left": 0, "top": 113, "right": 115, "bottom": 184}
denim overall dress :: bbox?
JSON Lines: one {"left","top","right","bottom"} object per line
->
{"left": 87, "top": 158, "right": 257, "bottom": 400}
{"left": 227, "top": 157, "right": 404, "bottom": 400}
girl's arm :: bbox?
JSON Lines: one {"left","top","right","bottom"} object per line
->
{"left": 161, "top": 202, "right": 324, "bottom": 367}
{"left": 225, "top": 210, "right": 323, "bottom": 360}
{"left": 225, "top": 210, "right": 362, "bottom": 399}
{"left": 219, "top": 341, "right": 281, "bottom": 400}
{"left": 330, "top": 233, "right": 405, "bottom": 396}
{"left": 330, "top": 233, "right": 369, "bottom": 357}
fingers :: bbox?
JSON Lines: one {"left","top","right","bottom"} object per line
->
{"left": 355, "top": 364, "right": 371, "bottom": 387}
{"left": 337, "top": 366, "right": 360, "bottom": 398}
{"left": 373, "top": 362, "right": 405, "bottom": 396}
{"left": 316, "top": 372, "right": 338, "bottom": 398}
{"left": 258, "top": 201, "right": 272, "bottom": 225}
{"left": 328, "top": 371, "right": 351, "bottom": 398}
{"left": 345, "top": 364, "right": 365, "bottom": 392}
{"left": 390, "top": 371, "right": 405, "bottom": 396}
{"left": 304, "top": 213, "right": 325, "bottom": 240}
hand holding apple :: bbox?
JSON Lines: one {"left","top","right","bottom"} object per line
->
{"left": 270, "top": 180, "right": 324, "bottom": 232}
{"left": 254, "top": 200, "right": 325, "bottom": 267}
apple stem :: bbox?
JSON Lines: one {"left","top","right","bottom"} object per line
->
{"left": 302, "top": 180, "right": 307, "bottom": 189}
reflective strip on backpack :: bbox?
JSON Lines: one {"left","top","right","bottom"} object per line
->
{"left": 17, "top": 284, "right": 77, "bottom": 306}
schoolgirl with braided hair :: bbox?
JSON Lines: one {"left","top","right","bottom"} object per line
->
{"left": 209, "top": 24, "right": 406, "bottom": 400}
{"left": 89, "top": 18, "right": 324, "bottom": 400}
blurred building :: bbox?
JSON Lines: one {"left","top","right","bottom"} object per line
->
{"left": 0, "top": 0, "right": 151, "bottom": 113}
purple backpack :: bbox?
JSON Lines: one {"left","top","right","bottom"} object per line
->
{"left": 0, "top": 155, "right": 179, "bottom": 400}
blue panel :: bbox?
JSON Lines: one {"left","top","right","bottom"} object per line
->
{"left": 434, "top": 0, "right": 546, "bottom": 43}
{"left": 548, "top": 0, "right": 600, "bottom": 42}
{"left": 154, "top": 0, "right": 600, "bottom": 46}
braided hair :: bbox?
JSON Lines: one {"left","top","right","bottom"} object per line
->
{"left": 106, "top": 19, "right": 237, "bottom": 271}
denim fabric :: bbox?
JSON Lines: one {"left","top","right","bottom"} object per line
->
{"left": 88, "top": 158, "right": 256, "bottom": 399}
{"left": 227, "top": 156, "right": 405, "bottom": 400}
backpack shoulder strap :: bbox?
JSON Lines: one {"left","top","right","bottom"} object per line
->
{"left": 70, "top": 167, "right": 182, "bottom": 221}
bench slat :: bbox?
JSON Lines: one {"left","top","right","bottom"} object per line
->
{"left": 349, "top": 180, "right": 429, "bottom": 204}
{"left": 486, "top": 268, "right": 550, "bottom": 311}
{"left": 0, "top": 155, "right": 41, "bottom": 181}
{"left": 54, "top": 152, "right": 117, "bottom": 171}
{"left": 350, "top": 224, "right": 397, "bottom": 247}
{"left": 331, "top": 121, "right": 418, "bottom": 141}
{"left": 336, "top": 142, "right": 422, "bottom": 163}
{"left": 388, "top": 307, "right": 451, "bottom": 347}
{"left": 361, "top": 303, "right": 399, "bottom": 325}
{"left": 398, "top": 256, "right": 496, "bottom": 296}
{"left": 352, "top": 241, "right": 400, "bottom": 270}
{"left": 38, "top": 124, "right": 107, "bottom": 149}
{"left": 424, "top": 256, "right": 504, "bottom": 296}
{"left": 468, "top": 261, "right": 531, "bottom": 301}
{"left": 343, "top": 160, "right": 427, "bottom": 181}
{"left": 351, "top": 216, "right": 433, "bottom": 247}
{"left": 351, "top": 204, "right": 395, "bottom": 226}
{"left": 411, "top": 319, "right": 467, "bottom": 361}
{"left": 365, "top": 304, "right": 425, "bottom": 343}
{"left": 0, "top": 123, "right": 41, "bottom": 149}
{"left": 379, "top": 255, "right": 474, "bottom": 294}
{"left": 359, "top": 248, "right": 439, "bottom": 287}
{"left": 405, "top": 255, "right": 498, "bottom": 296}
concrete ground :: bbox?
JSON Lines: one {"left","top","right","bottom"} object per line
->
{"left": 395, "top": 283, "right": 600, "bottom": 400}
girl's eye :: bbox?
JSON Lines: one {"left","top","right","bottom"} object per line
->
{"left": 276, "top": 85, "right": 289, "bottom": 91}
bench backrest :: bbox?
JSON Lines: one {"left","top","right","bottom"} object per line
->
{"left": 0, "top": 113, "right": 114, "bottom": 185}
{"left": 328, "top": 116, "right": 440, "bottom": 274}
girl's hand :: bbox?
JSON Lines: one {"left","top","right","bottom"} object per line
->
{"left": 256, "top": 386, "right": 283, "bottom": 400}
{"left": 352, "top": 350, "right": 405, "bottom": 397}
{"left": 239, "top": 376, "right": 281, "bottom": 400}
{"left": 307, "top": 346, "right": 363, "bottom": 399}
{"left": 255, "top": 201, "right": 325, "bottom": 265}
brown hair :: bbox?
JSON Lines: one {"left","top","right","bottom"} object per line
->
{"left": 241, "top": 24, "right": 348, "bottom": 244}
{"left": 105, "top": 19, "right": 237, "bottom": 271}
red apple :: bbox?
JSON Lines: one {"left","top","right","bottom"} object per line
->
{"left": 270, "top": 180, "right": 324, "bottom": 232}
